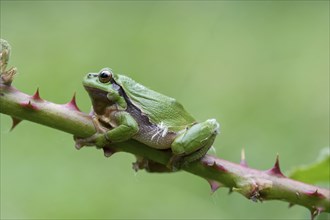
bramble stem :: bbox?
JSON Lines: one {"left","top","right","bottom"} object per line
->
{"left": 0, "top": 39, "right": 329, "bottom": 219}
{"left": 0, "top": 83, "right": 329, "bottom": 218}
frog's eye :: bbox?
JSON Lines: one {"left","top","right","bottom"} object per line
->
{"left": 98, "top": 70, "right": 112, "bottom": 83}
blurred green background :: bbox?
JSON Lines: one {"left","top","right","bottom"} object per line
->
{"left": 1, "top": 1, "right": 329, "bottom": 219}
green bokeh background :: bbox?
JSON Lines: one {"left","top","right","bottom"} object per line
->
{"left": 1, "top": 1, "right": 329, "bottom": 219}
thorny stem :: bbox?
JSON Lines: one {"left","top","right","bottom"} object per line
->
{"left": 0, "top": 40, "right": 329, "bottom": 219}
{"left": 1, "top": 81, "right": 330, "bottom": 219}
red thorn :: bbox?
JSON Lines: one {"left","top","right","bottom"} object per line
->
{"left": 210, "top": 161, "right": 227, "bottom": 172}
{"left": 31, "top": 88, "right": 42, "bottom": 101}
{"left": 201, "top": 156, "right": 227, "bottom": 172}
{"left": 266, "top": 154, "right": 285, "bottom": 177}
{"left": 206, "top": 179, "right": 222, "bottom": 194}
{"left": 240, "top": 148, "right": 248, "bottom": 167}
{"left": 20, "top": 100, "right": 38, "bottom": 110}
{"left": 65, "top": 93, "right": 80, "bottom": 111}
{"left": 10, "top": 117, "right": 22, "bottom": 131}
{"left": 306, "top": 189, "right": 325, "bottom": 199}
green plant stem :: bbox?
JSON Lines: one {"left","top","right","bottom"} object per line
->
{"left": 0, "top": 83, "right": 329, "bottom": 217}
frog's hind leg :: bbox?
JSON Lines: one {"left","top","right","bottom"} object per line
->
{"left": 75, "top": 111, "right": 139, "bottom": 151}
{"left": 169, "top": 119, "right": 219, "bottom": 169}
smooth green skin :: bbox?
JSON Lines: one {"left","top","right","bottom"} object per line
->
{"left": 81, "top": 68, "right": 220, "bottom": 166}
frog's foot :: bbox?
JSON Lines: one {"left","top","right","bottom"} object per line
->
{"left": 169, "top": 119, "right": 220, "bottom": 170}
{"left": 167, "top": 155, "right": 183, "bottom": 171}
{"left": 74, "top": 115, "right": 109, "bottom": 150}
{"left": 102, "top": 146, "right": 116, "bottom": 157}
{"left": 167, "top": 144, "right": 213, "bottom": 171}
{"left": 74, "top": 133, "right": 108, "bottom": 150}
{"left": 132, "top": 156, "right": 149, "bottom": 172}
{"left": 74, "top": 135, "right": 94, "bottom": 149}
{"left": 168, "top": 143, "right": 215, "bottom": 170}
{"left": 133, "top": 156, "right": 174, "bottom": 173}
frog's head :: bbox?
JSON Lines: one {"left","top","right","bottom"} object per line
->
{"left": 83, "top": 68, "right": 115, "bottom": 92}
{"left": 83, "top": 68, "right": 118, "bottom": 114}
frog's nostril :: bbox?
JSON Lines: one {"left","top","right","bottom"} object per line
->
{"left": 87, "top": 73, "right": 93, "bottom": 78}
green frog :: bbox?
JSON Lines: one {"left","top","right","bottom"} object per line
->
{"left": 75, "top": 68, "right": 220, "bottom": 170}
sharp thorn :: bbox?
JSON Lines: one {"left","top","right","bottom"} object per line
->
{"left": 306, "top": 189, "right": 325, "bottom": 199}
{"left": 31, "top": 88, "right": 42, "bottom": 101}
{"left": 65, "top": 92, "right": 81, "bottom": 111}
{"left": 10, "top": 117, "right": 22, "bottom": 131}
{"left": 312, "top": 189, "right": 319, "bottom": 196}
{"left": 266, "top": 154, "right": 285, "bottom": 177}
{"left": 240, "top": 148, "right": 248, "bottom": 167}
{"left": 201, "top": 157, "right": 227, "bottom": 172}
{"left": 210, "top": 161, "right": 227, "bottom": 172}
{"left": 21, "top": 100, "right": 38, "bottom": 110}
{"left": 206, "top": 179, "right": 223, "bottom": 194}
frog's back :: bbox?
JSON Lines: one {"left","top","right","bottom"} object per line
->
{"left": 114, "top": 73, "right": 195, "bottom": 130}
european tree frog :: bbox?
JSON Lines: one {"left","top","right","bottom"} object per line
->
{"left": 76, "top": 68, "right": 220, "bottom": 169}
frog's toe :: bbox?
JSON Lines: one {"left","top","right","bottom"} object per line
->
{"left": 73, "top": 133, "right": 105, "bottom": 150}
{"left": 167, "top": 155, "right": 184, "bottom": 171}
{"left": 75, "top": 140, "right": 84, "bottom": 150}
{"left": 73, "top": 136, "right": 87, "bottom": 150}
{"left": 133, "top": 157, "right": 174, "bottom": 173}
{"left": 102, "top": 146, "right": 116, "bottom": 157}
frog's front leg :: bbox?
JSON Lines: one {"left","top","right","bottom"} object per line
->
{"left": 104, "top": 111, "right": 139, "bottom": 142}
{"left": 170, "top": 119, "right": 220, "bottom": 168}
{"left": 74, "top": 111, "right": 139, "bottom": 150}
{"left": 74, "top": 114, "right": 108, "bottom": 149}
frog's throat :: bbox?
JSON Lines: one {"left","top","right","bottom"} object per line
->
{"left": 84, "top": 86, "right": 113, "bottom": 115}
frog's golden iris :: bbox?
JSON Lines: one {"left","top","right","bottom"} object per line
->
{"left": 98, "top": 70, "right": 112, "bottom": 83}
